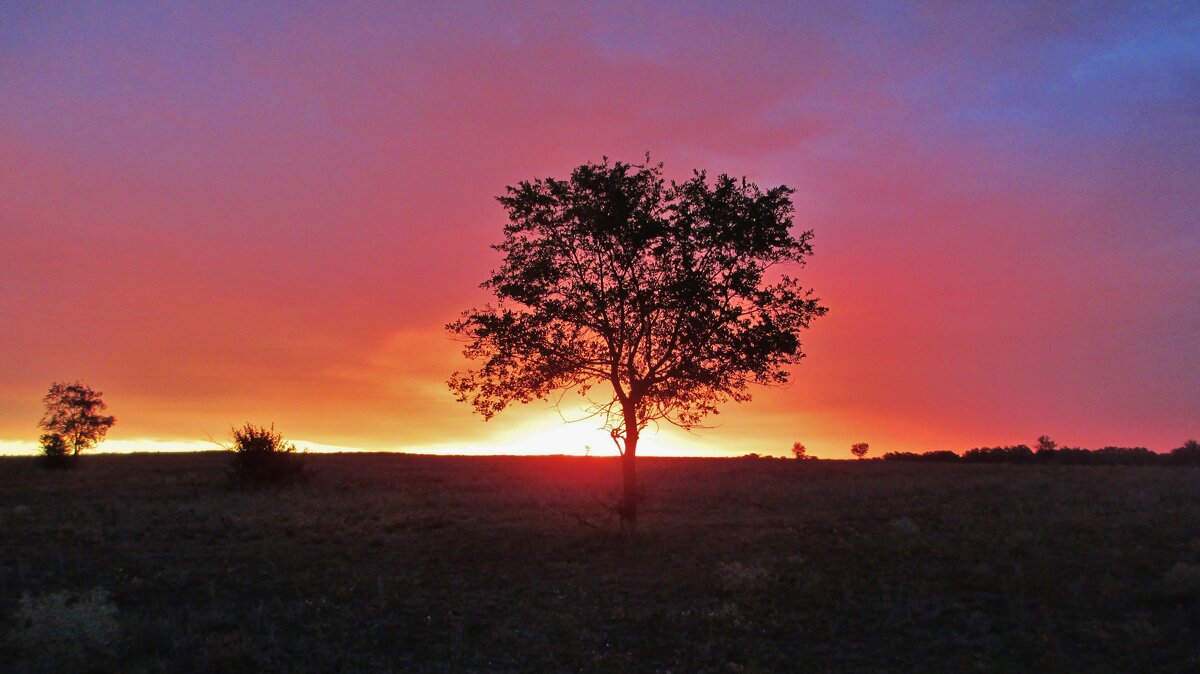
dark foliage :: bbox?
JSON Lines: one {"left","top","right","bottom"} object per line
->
{"left": 37, "top": 433, "right": 76, "bottom": 470}
{"left": 226, "top": 424, "right": 307, "bottom": 486}
{"left": 882, "top": 450, "right": 960, "bottom": 463}
{"left": 886, "top": 443, "right": 1185, "bottom": 466}
{"left": 1168, "top": 439, "right": 1200, "bottom": 465}
{"left": 448, "top": 157, "right": 827, "bottom": 524}
{"left": 1035, "top": 446, "right": 1090, "bottom": 464}
{"left": 790, "top": 442, "right": 813, "bottom": 460}
{"left": 1088, "top": 446, "right": 1159, "bottom": 465}
{"left": 962, "top": 444, "right": 1035, "bottom": 463}
{"left": 38, "top": 381, "right": 115, "bottom": 458}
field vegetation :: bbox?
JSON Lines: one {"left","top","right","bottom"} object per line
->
{"left": 2, "top": 453, "right": 1199, "bottom": 672}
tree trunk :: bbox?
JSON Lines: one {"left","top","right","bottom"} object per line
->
{"left": 620, "top": 422, "right": 639, "bottom": 530}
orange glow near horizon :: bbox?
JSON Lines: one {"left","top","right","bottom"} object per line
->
{"left": 0, "top": 418, "right": 714, "bottom": 458}
{"left": 1, "top": 4, "right": 1197, "bottom": 458}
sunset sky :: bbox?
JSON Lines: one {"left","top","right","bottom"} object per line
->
{"left": 2, "top": 2, "right": 1197, "bottom": 458}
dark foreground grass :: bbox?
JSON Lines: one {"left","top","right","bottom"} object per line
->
{"left": 1, "top": 453, "right": 1198, "bottom": 673}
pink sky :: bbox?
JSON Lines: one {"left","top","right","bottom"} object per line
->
{"left": 2, "top": 2, "right": 1197, "bottom": 456}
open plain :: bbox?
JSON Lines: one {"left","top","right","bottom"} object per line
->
{"left": 2, "top": 453, "right": 1199, "bottom": 673}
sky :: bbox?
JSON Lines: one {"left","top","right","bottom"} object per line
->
{"left": 2, "top": 1, "right": 1198, "bottom": 458}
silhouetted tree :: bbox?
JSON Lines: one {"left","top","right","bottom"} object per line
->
{"left": 449, "top": 157, "right": 827, "bottom": 527}
{"left": 226, "top": 423, "right": 307, "bottom": 485}
{"left": 1169, "top": 439, "right": 1200, "bottom": 466}
{"left": 850, "top": 442, "right": 869, "bottom": 459}
{"left": 1034, "top": 435, "right": 1059, "bottom": 463}
{"left": 791, "top": 442, "right": 811, "bottom": 460}
{"left": 37, "top": 382, "right": 115, "bottom": 467}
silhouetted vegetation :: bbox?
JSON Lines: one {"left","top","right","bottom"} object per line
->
{"left": 790, "top": 441, "right": 814, "bottom": 460}
{"left": 961, "top": 444, "right": 1035, "bottom": 463}
{"left": 1088, "top": 446, "right": 1160, "bottom": 465}
{"left": 36, "top": 381, "right": 115, "bottom": 469}
{"left": 225, "top": 423, "right": 307, "bottom": 486}
{"left": 850, "top": 442, "right": 869, "bottom": 459}
{"left": 449, "top": 157, "right": 827, "bottom": 526}
{"left": 37, "top": 433, "right": 74, "bottom": 470}
{"left": 882, "top": 438, "right": 1190, "bottom": 466}
{"left": 880, "top": 450, "right": 960, "bottom": 463}
{"left": 1168, "top": 439, "right": 1200, "bottom": 465}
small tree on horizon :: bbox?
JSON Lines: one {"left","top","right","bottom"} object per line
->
{"left": 1036, "top": 435, "right": 1057, "bottom": 453}
{"left": 850, "top": 442, "right": 869, "bottom": 459}
{"left": 448, "top": 157, "right": 827, "bottom": 528}
{"left": 791, "top": 442, "right": 811, "bottom": 460}
{"left": 37, "top": 382, "right": 115, "bottom": 467}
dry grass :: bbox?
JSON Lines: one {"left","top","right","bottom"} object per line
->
{"left": 1, "top": 453, "right": 1198, "bottom": 672}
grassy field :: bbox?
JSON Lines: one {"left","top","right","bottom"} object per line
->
{"left": 2, "top": 453, "right": 1198, "bottom": 673}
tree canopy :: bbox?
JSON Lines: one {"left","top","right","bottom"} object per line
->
{"left": 448, "top": 157, "right": 827, "bottom": 524}
{"left": 38, "top": 381, "right": 116, "bottom": 458}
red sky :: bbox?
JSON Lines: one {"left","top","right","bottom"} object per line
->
{"left": 2, "top": 2, "right": 1197, "bottom": 457}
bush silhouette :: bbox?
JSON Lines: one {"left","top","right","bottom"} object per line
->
{"left": 226, "top": 423, "right": 307, "bottom": 486}
{"left": 962, "top": 445, "right": 1034, "bottom": 464}
{"left": 1090, "top": 446, "right": 1157, "bottom": 465}
{"left": 37, "top": 433, "right": 75, "bottom": 470}
{"left": 882, "top": 450, "right": 959, "bottom": 462}
{"left": 1035, "top": 446, "right": 1093, "bottom": 465}
{"left": 1168, "top": 439, "right": 1200, "bottom": 466}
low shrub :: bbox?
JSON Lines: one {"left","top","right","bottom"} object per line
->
{"left": 37, "top": 432, "right": 76, "bottom": 470}
{"left": 226, "top": 423, "right": 308, "bottom": 486}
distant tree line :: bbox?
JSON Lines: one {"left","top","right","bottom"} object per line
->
{"left": 882, "top": 438, "right": 1200, "bottom": 466}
